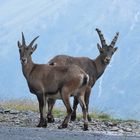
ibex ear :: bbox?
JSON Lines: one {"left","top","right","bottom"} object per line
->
{"left": 17, "top": 41, "right": 21, "bottom": 48}
{"left": 31, "top": 44, "right": 37, "bottom": 53}
{"left": 97, "top": 43, "right": 101, "bottom": 50}
{"left": 113, "top": 47, "right": 118, "bottom": 52}
{"left": 97, "top": 43, "right": 103, "bottom": 53}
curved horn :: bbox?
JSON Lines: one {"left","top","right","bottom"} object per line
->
{"left": 29, "top": 36, "right": 39, "bottom": 47}
{"left": 110, "top": 32, "right": 119, "bottom": 48}
{"left": 22, "top": 32, "right": 26, "bottom": 45}
{"left": 95, "top": 28, "right": 107, "bottom": 47}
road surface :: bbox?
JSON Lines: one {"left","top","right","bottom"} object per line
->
{"left": 0, "top": 126, "right": 140, "bottom": 140}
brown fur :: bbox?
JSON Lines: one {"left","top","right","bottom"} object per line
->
{"left": 48, "top": 28, "right": 119, "bottom": 121}
{"left": 17, "top": 33, "right": 89, "bottom": 130}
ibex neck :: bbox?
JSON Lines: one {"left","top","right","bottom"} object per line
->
{"left": 94, "top": 55, "right": 107, "bottom": 79}
{"left": 21, "top": 58, "right": 34, "bottom": 80}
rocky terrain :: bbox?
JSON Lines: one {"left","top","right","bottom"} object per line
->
{"left": 0, "top": 107, "right": 140, "bottom": 136}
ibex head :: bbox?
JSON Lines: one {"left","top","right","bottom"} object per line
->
{"left": 96, "top": 28, "right": 119, "bottom": 64}
{"left": 17, "top": 32, "right": 39, "bottom": 65}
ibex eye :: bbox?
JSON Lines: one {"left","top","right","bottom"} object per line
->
{"left": 100, "top": 50, "right": 104, "bottom": 53}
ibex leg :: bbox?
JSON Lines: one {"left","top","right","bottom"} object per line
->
{"left": 37, "top": 94, "right": 47, "bottom": 127}
{"left": 47, "top": 98, "right": 56, "bottom": 123}
{"left": 84, "top": 86, "right": 92, "bottom": 121}
{"left": 58, "top": 88, "right": 72, "bottom": 129}
{"left": 71, "top": 96, "right": 78, "bottom": 121}
{"left": 78, "top": 94, "right": 88, "bottom": 131}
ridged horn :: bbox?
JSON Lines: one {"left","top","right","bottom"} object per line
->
{"left": 110, "top": 32, "right": 119, "bottom": 48}
{"left": 29, "top": 36, "right": 39, "bottom": 47}
{"left": 96, "top": 28, "right": 107, "bottom": 47}
{"left": 22, "top": 32, "right": 26, "bottom": 45}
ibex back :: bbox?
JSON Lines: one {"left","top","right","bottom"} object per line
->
{"left": 17, "top": 33, "right": 89, "bottom": 130}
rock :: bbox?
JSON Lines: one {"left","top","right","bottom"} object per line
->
{"left": 4, "top": 109, "right": 11, "bottom": 113}
{"left": 10, "top": 110, "right": 20, "bottom": 114}
{"left": 110, "top": 126, "right": 119, "bottom": 131}
{"left": 133, "top": 128, "right": 140, "bottom": 134}
{"left": 0, "top": 107, "right": 4, "bottom": 113}
{"left": 107, "top": 121, "right": 117, "bottom": 127}
{"left": 105, "top": 121, "right": 113, "bottom": 126}
{"left": 15, "top": 120, "right": 20, "bottom": 125}
{"left": 122, "top": 127, "right": 132, "bottom": 132}
{"left": 101, "top": 124, "right": 107, "bottom": 131}
{"left": 118, "top": 129, "right": 124, "bottom": 133}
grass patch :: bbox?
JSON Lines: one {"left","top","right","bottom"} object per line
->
{"left": 0, "top": 99, "right": 125, "bottom": 121}
{"left": 92, "top": 112, "right": 112, "bottom": 120}
{"left": 0, "top": 99, "right": 38, "bottom": 112}
{"left": 77, "top": 111, "right": 113, "bottom": 121}
{"left": 0, "top": 99, "right": 66, "bottom": 117}
{"left": 52, "top": 108, "right": 66, "bottom": 118}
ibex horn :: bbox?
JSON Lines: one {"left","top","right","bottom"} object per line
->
{"left": 29, "top": 36, "right": 39, "bottom": 47}
{"left": 22, "top": 32, "right": 26, "bottom": 45}
{"left": 96, "top": 28, "right": 107, "bottom": 47}
{"left": 110, "top": 32, "right": 119, "bottom": 48}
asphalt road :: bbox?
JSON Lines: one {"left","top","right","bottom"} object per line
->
{"left": 0, "top": 126, "right": 140, "bottom": 140}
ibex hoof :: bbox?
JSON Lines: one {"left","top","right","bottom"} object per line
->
{"left": 47, "top": 116, "right": 55, "bottom": 123}
{"left": 71, "top": 115, "right": 76, "bottom": 121}
{"left": 58, "top": 124, "right": 68, "bottom": 129}
{"left": 37, "top": 120, "right": 47, "bottom": 128}
{"left": 37, "top": 123, "right": 47, "bottom": 128}
{"left": 83, "top": 124, "right": 88, "bottom": 131}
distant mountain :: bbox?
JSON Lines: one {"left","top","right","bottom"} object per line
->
{"left": 0, "top": 0, "right": 140, "bottom": 120}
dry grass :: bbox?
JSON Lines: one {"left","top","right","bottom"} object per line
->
{"left": 0, "top": 99, "right": 66, "bottom": 117}
{"left": 77, "top": 111, "right": 112, "bottom": 121}
{"left": 0, "top": 99, "right": 113, "bottom": 120}
{"left": 0, "top": 99, "right": 38, "bottom": 112}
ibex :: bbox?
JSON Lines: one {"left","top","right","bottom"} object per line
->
{"left": 17, "top": 33, "right": 89, "bottom": 130}
{"left": 47, "top": 28, "right": 119, "bottom": 122}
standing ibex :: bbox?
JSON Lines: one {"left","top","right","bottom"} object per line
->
{"left": 47, "top": 28, "right": 119, "bottom": 122}
{"left": 17, "top": 33, "right": 89, "bottom": 130}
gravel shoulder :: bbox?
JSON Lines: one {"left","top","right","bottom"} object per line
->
{"left": 0, "top": 107, "right": 140, "bottom": 140}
